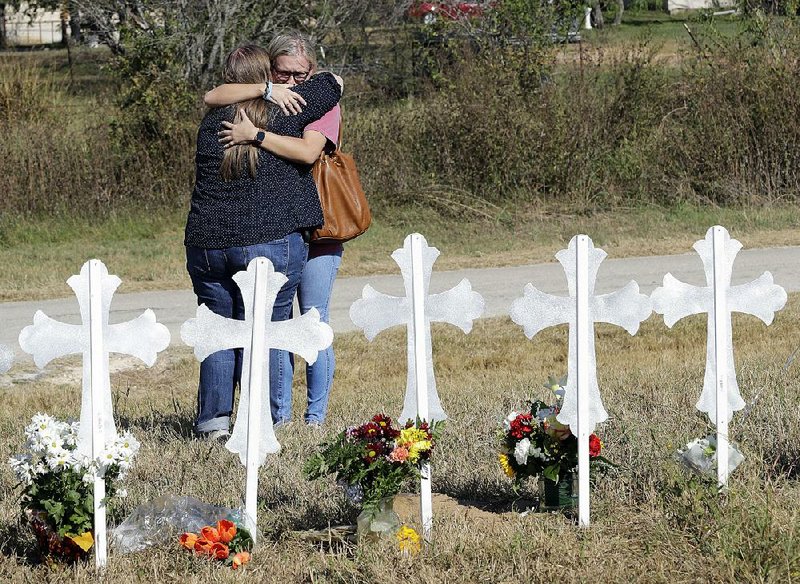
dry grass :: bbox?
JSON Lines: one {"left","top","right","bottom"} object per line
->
{"left": 1, "top": 290, "right": 800, "bottom": 581}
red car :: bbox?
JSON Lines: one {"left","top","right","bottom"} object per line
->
{"left": 407, "top": 2, "right": 494, "bottom": 25}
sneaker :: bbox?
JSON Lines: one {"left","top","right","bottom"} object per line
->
{"left": 273, "top": 419, "right": 293, "bottom": 429}
{"left": 305, "top": 420, "right": 323, "bottom": 428}
{"left": 198, "top": 429, "right": 230, "bottom": 444}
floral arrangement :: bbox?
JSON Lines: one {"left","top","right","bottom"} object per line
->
{"left": 303, "top": 414, "right": 442, "bottom": 513}
{"left": 179, "top": 519, "right": 253, "bottom": 569}
{"left": 7, "top": 413, "right": 138, "bottom": 561}
{"left": 498, "top": 378, "right": 613, "bottom": 485}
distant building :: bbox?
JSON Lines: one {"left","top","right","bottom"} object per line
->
{"left": 1, "top": 2, "right": 64, "bottom": 47}
{"left": 666, "top": 0, "right": 736, "bottom": 13}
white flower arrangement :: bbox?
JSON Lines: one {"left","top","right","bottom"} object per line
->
{"left": 8, "top": 412, "right": 140, "bottom": 559}
{"left": 9, "top": 413, "right": 140, "bottom": 487}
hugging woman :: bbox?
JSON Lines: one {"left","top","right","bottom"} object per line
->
{"left": 184, "top": 44, "right": 341, "bottom": 441}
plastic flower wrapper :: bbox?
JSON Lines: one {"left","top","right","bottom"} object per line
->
{"left": 674, "top": 435, "right": 744, "bottom": 478}
{"left": 111, "top": 494, "right": 248, "bottom": 554}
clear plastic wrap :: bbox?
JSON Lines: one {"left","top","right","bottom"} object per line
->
{"left": 111, "top": 495, "right": 248, "bottom": 554}
{"left": 674, "top": 435, "right": 744, "bottom": 478}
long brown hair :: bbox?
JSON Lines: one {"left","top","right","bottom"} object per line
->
{"left": 220, "top": 44, "right": 274, "bottom": 181}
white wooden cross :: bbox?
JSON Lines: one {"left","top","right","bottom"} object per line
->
{"left": 651, "top": 226, "right": 786, "bottom": 487}
{"left": 18, "top": 259, "right": 171, "bottom": 568}
{"left": 350, "top": 233, "right": 484, "bottom": 542}
{"left": 0, "top": 344, "right": 12, "bottom": 374}
{"left": 510, "top": 235, "right": 651, "bottom": 526}
{"left": 181, "top": 257, "right": 333, "bottom": 544}
{"left": 349, "top": 233, "right": 484, "bottom": 424}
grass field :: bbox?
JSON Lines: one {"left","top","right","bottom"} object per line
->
{"left": 1, "top": 291, "right": 800, "bottom": 581}
{"left": 2, "top": 203, "right": 800, "bottom": 302}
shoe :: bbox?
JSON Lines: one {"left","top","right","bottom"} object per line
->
{"left": 198, "top": 429, "right": 230, "bottom": 444}
{"left": 305, "top": 420, "right": 323, "bottom": 428}
{"left": 273, "top": 419, "right": 293, "bottom": 429}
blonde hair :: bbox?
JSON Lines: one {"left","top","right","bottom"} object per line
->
{"left": 266, "top": 31, "right": 318, "bottom": 72}
{"left": 220, "top": 44, "right": 274, "bottom": 181}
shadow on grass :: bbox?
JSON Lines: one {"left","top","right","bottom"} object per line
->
{"left": 117, "top": 412, "right": 196, "bottom": 441}
{"left": 0, "top": 521, "right": 44, "bottom": 567}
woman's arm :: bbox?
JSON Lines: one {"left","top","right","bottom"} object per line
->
{"left": 204, "top": 82, "right": 307, "bottom": 115}
{"left": 219, "top": 110, "right": 328, "bottom": 164}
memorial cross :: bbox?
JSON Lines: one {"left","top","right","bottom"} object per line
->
{"left": 510, "top": 235, "right": 651, "bottom": 526}
{"left": 651, "top": 226, "right": 786, "bottom": 486}
{"left": 181, "top": 257, "right": 333, "bottom": 542}
{"left": 349, "top": 234, "right": 484, "bottom": 424}
{"left": 18, "top": 259, "right": 170, "bottom": 568}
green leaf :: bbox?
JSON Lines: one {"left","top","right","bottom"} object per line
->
{"left": 543, "top": 464, "right": 561, "bottom": 482}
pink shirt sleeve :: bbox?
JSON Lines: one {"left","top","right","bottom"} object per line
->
{"left": 304, "top": 104, "right": 341, "bottom": 149}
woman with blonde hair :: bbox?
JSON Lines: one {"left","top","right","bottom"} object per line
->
{"left": 206, "top": 31, "right": 344, "bottom": 427}
{"left": 185, "top": 43, "right": 341, "bottom": 440}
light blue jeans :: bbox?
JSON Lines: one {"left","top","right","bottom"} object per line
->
{"left": 186, "top": 232, "right": 308, "bottom": 433}
{"left": 291, "top": 242, "right": 343, "bottom": 423}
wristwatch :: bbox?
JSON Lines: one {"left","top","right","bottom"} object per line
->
{"left": 254, "top": 130, "right": 266, "bottom": 144}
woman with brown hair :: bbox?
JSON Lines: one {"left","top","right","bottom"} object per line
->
{"left": 185, "top": 43, "right": 341, "bottom": 440}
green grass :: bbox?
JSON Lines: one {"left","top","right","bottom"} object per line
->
{"left": 1, "top": 292, "right": 800, "bottom": 580}
{"left": 2, "top": 202, "right": 799, "bottom": 301}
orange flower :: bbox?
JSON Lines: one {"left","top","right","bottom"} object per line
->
{"left": 216, "top": 519, "right": 236, "bottom": 543}
{"left": 210, "top": 542, "right": 229, "bottom": 560}
{"left": 200, "top": 525, "right": 221, "bottom": 543}
{"left": 179, "top": 532, "right": 198, "bottom": 550}
{"left": 232, "top": 551, "right": 251, "bottom": 569}
{"left": 193, "top": 537, "right": 214, "bottom": 555}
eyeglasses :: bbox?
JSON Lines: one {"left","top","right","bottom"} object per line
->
{"left": 273, "top": 68, "right": 311, "bottom": 83}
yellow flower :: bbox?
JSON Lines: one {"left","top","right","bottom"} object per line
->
{"left": 397, "top": 525, "right": 421, "bottom": 555}
{"left": 498, "top": 453, "right": 515, "bottom": 478}
{"left": 398, "top": 428, "right": 432, "bottom": 463}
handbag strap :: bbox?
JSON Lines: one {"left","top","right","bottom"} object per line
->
{"left": 335, "top": 106, "right": 343, "bottom": 150}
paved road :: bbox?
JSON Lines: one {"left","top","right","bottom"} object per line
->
{"left": 2, "top": 245, "right": 799, "bottom": 360}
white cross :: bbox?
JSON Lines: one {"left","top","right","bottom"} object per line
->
{"left": 0, "top": 344, "right": 12, "bottom": 374}
{"left": 651, "top": 226, "right": 786, "bottom": 485}
{"left": 18, "top": 259, "right": 170, "bottom": 568}
{"left": 510, "top": 235, "right": 652, "bottom": 434}
{"left": 349, "top": 233, "right": 484, "bottom": 423}
{"left": 19, "top": 260, "right": 170, "bottom": 456}
{"left": 180, "top": 257, "right": 333, "bottom": 541}
{"left": 510, "top": 235, "right": 650, "bottom": 526}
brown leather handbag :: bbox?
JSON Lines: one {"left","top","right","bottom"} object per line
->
{"left": 311, "top": 122, "right": 371, "bottom": 243}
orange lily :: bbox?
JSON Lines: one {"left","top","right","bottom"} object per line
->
{"left": 200, "top": 525, "right": 221, "bottom": 543}
{"left": 216, "top": 519, "right": 236, "bottom": 543}
{"left": 179, "top": 532, "right": 198, "bottom": 550}
{"left": 209, "top": 542, "right": 229, "bottom": 560}
{"left": 232, "top": 551, "right": 251, "bottom": 569}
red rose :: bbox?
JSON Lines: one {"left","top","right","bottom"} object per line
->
{"left": 589, "top": 434, "right": 602, "bottom": 457}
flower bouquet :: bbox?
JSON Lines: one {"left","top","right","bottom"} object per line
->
{"left": 303, "top": 414, "right": 442, "bottom": 537}
{"left": 179, "top": 519, "right": 253, "bottom": 569}
{"left": 498, "top": 378, "right": 614, "bottom": 507}
{"left": 8, "top": 413, "right": 138, "bottom": 562}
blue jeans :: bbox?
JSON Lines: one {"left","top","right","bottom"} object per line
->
{"left": 186, "top": 232, "right": 307, "bottom": 433}
{"left": 292, "top": 242, "right": 343, "bottom": 423}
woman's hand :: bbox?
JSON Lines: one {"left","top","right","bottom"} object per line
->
{"left": 218, "top": 110, "right": 259, "bottom": 148}
{"left": 269, "top": 84, "right": 306, "bottom": 116}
